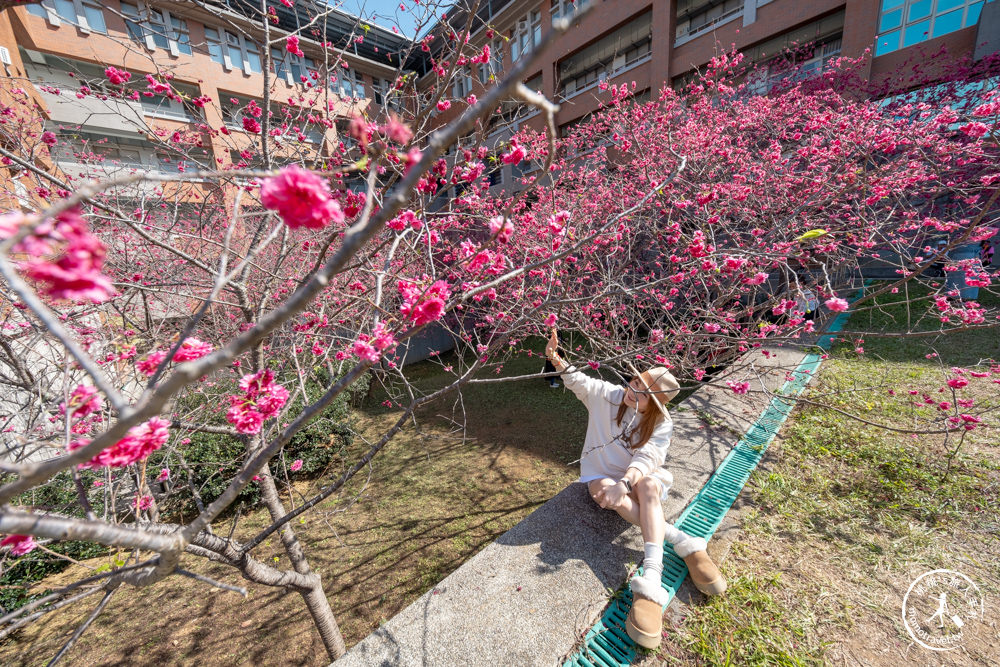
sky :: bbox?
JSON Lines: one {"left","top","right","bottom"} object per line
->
{"left": 333, "top": 1, "right": 450, "bottom": 39}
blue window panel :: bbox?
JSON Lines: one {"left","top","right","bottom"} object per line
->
{"left": 933, "top": 8, "right": 964, "bottom": 37}
{"left": 83, "top": 5, "right": 105, "bottom": 33}
{"left": 937, "top": 0, "right": 965, "bottom": 11}
{"left": 908, "top": 0, "right": 933, "bottom": 21}
{"left": 876, "top": 30, "right": 901, "bottom": 55}
{"left": 881, "top": 0, "right": 904, "bottom": 10}
{"left": 27, "top": 3, "right": 46, "bottom": 17}
{"left": 967, "top": 2, "right": 984, "bottom": 26}
{"left": 903, "top": 18, "right": 931, "bottom": 47}
{"left": 880, "top": 8, "right": 904, "bottom": 31}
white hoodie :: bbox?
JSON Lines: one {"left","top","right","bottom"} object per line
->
{"left": 562, "top": 366, "right": 673, "bottom": 484}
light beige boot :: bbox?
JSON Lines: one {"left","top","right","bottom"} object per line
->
{"left": 675, "top": 536, "right": 727, "bottom": 596}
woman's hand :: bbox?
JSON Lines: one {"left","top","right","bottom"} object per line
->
{"left": 595, "top": 481, "right": 629, "bottom": 510}
{"left": 545, "top": 328, "right": 563, "bottom": 368}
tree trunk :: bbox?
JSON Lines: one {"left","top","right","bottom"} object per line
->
{"left": 258, "top": 465, "right": 346, "bottom": 659}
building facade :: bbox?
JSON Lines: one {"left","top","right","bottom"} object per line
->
{"left": 420, "top": 0, "right": 998, "bottom": 193}
{"left": 0, "top": 0, "right": 996, "bottom": 200}
{"left": 0, "top": 0, "right": 411, "bottom": 206}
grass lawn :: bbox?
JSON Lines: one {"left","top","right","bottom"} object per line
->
{"left": 0, "top": 341, "right": 596, "bottom": 665}
{"left": 644, "top": 283, "right": 1000, "bottom": 666}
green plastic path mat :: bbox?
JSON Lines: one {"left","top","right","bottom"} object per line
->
{"left": 564, "top": 301, "right": 859, "bottom": 667}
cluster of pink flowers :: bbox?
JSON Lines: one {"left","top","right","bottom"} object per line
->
{"left": 104, "top": 66, "right": 131, "bottom": 85}
{"left": 225, "top": 369, "right": 289, "bottom": 434}
{"left": 290, "top": 459, "right": 303, "bottom": 472}
{"left": 172, "top": 337, "right": 214, "bottom": 362}
{"left": 70, "top": 416, "right": 171, "bottom": 469}
{"left": 398, "top": 278, "right": 451, "bottom": 326}
{"left": 824, "top": 297, "right": 850, "bottom": 312}
{"left": 133, "top": 494, "right": 153, "bottom": 511}
{"left": 727, "top": 381, "right": 750, "bottom": 395}
{"left": 286, "top": 35, "right": 304, "bottom": 57}
{"left": 59, "top": 384, "right": 101, "bottom": 420}
{"left": 502, "top": 138, "right": 526, "bottom": 165}
{"left": 2, "top": 210, "right": 115, "bottom": 303}
{"left": 135, "top": 338, "right": 214, "bottom": 376}
{"left": 260, "top": 165, "right": 344, "bottom": 230}
{"left": 1, "top": 534, "right": 37, "bottom": 556}
{"left": 489, "top": 216, "right": 513, "bottom": 243}
{"left": 352, "top": 322, "right": 398, "bottom": 363}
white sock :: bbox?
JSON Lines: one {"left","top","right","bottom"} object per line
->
{"left": 663, "top": 521, "right": 688, "bottom": 546}
{"left": 641, "top": 541, "right": 663, "bottom": 582}
{"left": 663, "top": 522, "right": 707, "bottom": 558}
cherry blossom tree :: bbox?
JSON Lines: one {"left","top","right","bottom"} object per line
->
{"left": 0, "top": 0, "right": 998, "bottom": 661}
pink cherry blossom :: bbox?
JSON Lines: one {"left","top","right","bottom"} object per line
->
{"left": 824, "top": 297, "right": 850, "bottom": 312}
{"left": 1, "top": 534, "right": 37, "bottom": 556}
{"left": 290, "top": 459, "right": 303, "bottom": 472}
{"left": 727, "top": 381, "right": 750, "bottom": 395}
{"left": 384, "top": 114, "right": 413, "bottom": 144}
{"left": 260, "top": 165, "right": 344, "bottom": 230}
{"left": 70, "top": 417, "right": 171, "bottom": 469}
{"left": 157, "top": 468, "right": 170, "bottom": 482}
{"left": 352, "top": 338, "right": 380, "bottom": 362}
{"left": 133, "top": 494, "right": 153, "bottom": 511}
{"left": 398, "top": 279, "right": 451, "bottom": 326}
{"left": 173, "top": 337, "right": 214, "bottom": 362}
{"left": 60, "top": 384, "right": 101, "bottom": 419}
{"left": 104, "top": 66, "right": 131, "bottom": 85}
{"left": 20, "top": 209, "right": 115, "bottom": 303}
{"left": 136, "top": 350, "right": 167, "bottom": 376}
{"left": 437, "top": 99, "right": 451, "bottom": 112}
{"left": 489, "top": 216, "right": 513, "bottom": 243}
{"left": 286, "top": 35, "right": 304, "bottom": 57}
{"left": 544, "top": 314, "right": 557, "bottom": 327}
{"left": 242, "top": 116, "right": 261, "bottom": 133}
{"left": 40, "top": 131, "right": 57, "bottom": 146}
{"left": 226, "top": 369, "right": 289, "bottom": 434}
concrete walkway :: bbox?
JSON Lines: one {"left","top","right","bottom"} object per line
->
{"left": 336, "top": 343, "right": 812, "bottom": 666}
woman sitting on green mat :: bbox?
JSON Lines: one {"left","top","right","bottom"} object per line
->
{"left": 544, "top": 329, "right": 726, "bottom": 650}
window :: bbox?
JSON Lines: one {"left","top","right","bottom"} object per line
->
{"left": 675, "top": 0, "right": 744, "bottom": 42}
{"left": 452, "top": 66, "right": 473, "bottom": 98}
{"left": 746, "top": 37, "right": 843, "bottom": 95}
{"left": 373, "top": 78, "right": 402, "bottom": 111}
{"left": 140, "top": 90, "right": 194, "bottom": 120}
{"left": 551, "top": 0, "right": 591, "bottom": 20}
{"left": 478, "top": 38, "right": 504, "bottom": 84}
{"left": 558, "top": 12, "right": 651, "bottom": 97}
{"left": 875, "top": 0, "right": 984, "bottom": 56}
{"left": 206, "top": 27, "right": 262, "bottom": 74}
{"left": 27, "top": 0, "right": 106, "bottom": 33}
{"left": 510, "top": 10, "right": 542, "bottom": 61}
{"left": 221, "top": 95, "right": 262, "bottom": 128}
{"left": 334, "top": 68, "right": 365, "bottom": 99}
{"left": 120, "top": 3, "right": 191, "bottom": 56}
{"left": 271, "top": 48, "right": 315, "bottom": 85}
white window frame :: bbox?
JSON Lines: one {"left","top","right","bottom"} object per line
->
{"left": 120, "top": 2, "right": 191, "bottom": 57}
{"left": 271, "top": 48, "right": 315, "bottom": 85}
{"left": 478, "top": 38, "right": 504, "bottom": 84}
{"left": 675, "top": 0, "right": 745, "bottom": 45}
{"left": 746, "top": 37, "right": 842, "bottom": 95}
{"left": 874, "top": 0, "right": 984, "bottom": 57}
{"left": 206, "top": 27, "right": 262, "bottom": 74}
{"left": 372, "top": 77, "right": 402, "bottom": 111}
{"left": 510, "top": 10, "right": 542, "bottom": 61}
{"left": 550, "top": 0, "right": 591, "bottom": 20}
{"left": 452, "top": 66, "right": 473, "bottom": 98}
{"left": 27, "top": 0, "right": 106, "bottom": 34}
{"left": 334, "top": 68, "right": 365, "bottom": 99}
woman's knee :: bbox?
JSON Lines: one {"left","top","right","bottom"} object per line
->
{"left": 635, "top": 475, "right": 662, "bottom": 499}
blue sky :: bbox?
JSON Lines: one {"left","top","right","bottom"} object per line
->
{"left": 334, "top": 1, "right": 447, "bottom": 39}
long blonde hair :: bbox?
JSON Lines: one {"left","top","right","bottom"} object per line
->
{"left": 615, "top": 367, "right": 679, "bottom": 450}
